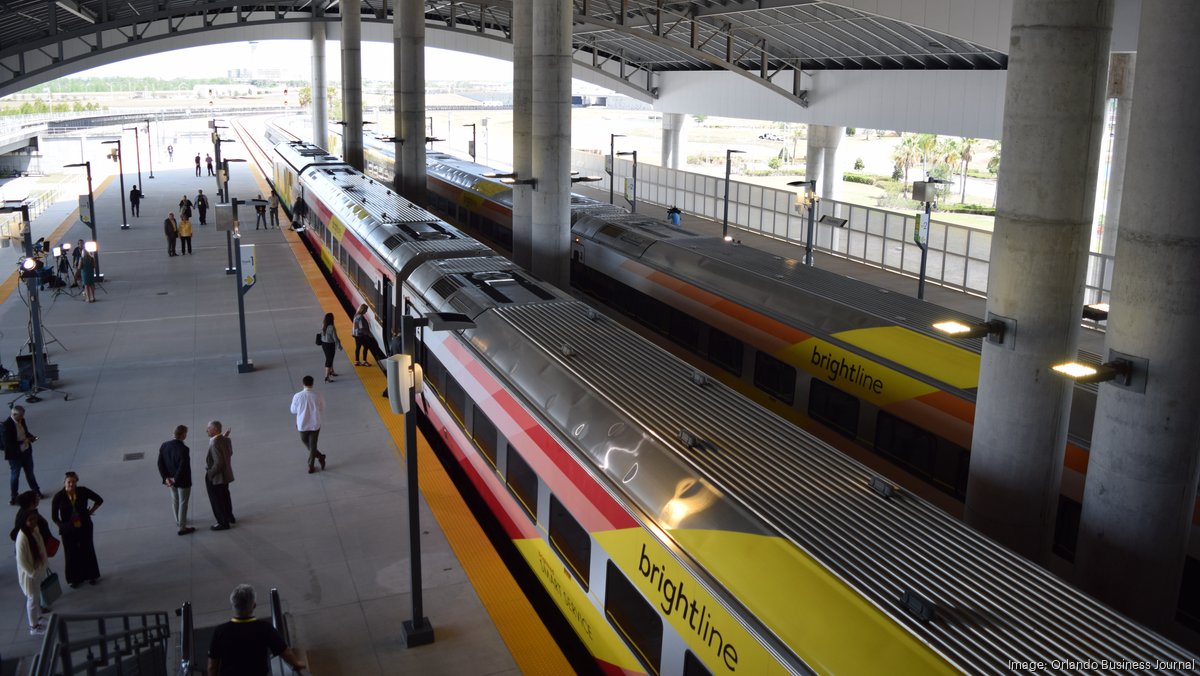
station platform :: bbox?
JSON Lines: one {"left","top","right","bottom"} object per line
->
{"left": 0, "top": 140, "right": 570, "bottom": 674}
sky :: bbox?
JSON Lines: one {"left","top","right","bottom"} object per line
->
{"left": 71, "top": 41, "right": 513, "bottom": 83}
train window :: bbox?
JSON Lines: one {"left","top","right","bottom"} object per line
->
{"left": 605, "top": 561, "right": 663, "bottom": 675}
{"left": 1176, "top": 557, "right": 1200, "bottom": 632}
{"left": 931, "top": 442, "right": 969, "bottom": 499}
{"left": 638, "top": 294, "right": 671, "bottom": 334}
{"left": 422, "top": 349, "right": 445, "bottom": 395}
{"left": 753, "top": 351, "right": 796, "bottom": 405}
{"left": 874, "top": 411, "right": 935, "bottom": 474}
{"left": 471, "top": 408, "right": 498, "bottom": 468}
{"left": 1052, "top": 496, "right": 1081, "bottom": 561}
{"left": 708, "top": 329, "right": 743, "bottom": 377}
{"left": 444, "top": 374, "right": 467, "bottom": 425}
{"left": 669, "top": 310, "right": 703, "bottom": 354}
{"left": 506, "top": 444, "right": 538, "bottom": 521}
{"left": 549, "top": 495, "right": 591, "bottom": 589}
{"left": 808, "top": 380, "right": 859, "bottom": 439}
{"left": 683, "top": 650, "right": 713, "bottom": 676}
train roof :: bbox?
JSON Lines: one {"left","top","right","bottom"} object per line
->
{"left": 482, "top": 300, "right": 1196, "bottom": 673}
{"left": 273, "top": 140, "right": 344, "bottom": 174}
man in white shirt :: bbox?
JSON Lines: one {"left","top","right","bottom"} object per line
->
{"left": 289, "top": 376, "right": 327, "bottom": 474}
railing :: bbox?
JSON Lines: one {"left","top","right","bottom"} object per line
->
{"left": 574, "top": 149, "right": 1115, "bottom": 304}
{"left": 176, "top": 602, "right": 195, "bottom": 676}
{"left": 32, "top": 611, "right": 172, "bottom": 676}
{"left": 269, "top": 588, "right": 295, "bottom": 676}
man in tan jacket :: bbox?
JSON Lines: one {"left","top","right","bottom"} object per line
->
{"left": 204, "top": 421, "right": 235, "bottom": 531}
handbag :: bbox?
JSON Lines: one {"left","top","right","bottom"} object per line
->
{"left": 44, "top": 533, "right": 60, "bottom": 558}
{"left": 40, "top": 570, "right": 63, "bottom": 606}
{"left": 315, "top": 333, "right": 323, "bottom": 346}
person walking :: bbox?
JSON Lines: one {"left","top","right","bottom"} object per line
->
{"left": 5, "top": 405, "right": 44, "bottom": 505}
{"left": 205, "top": 154, "right": 215, "bottom": 176}
{"left": 51, "top": 472, "right": 102, "bottom": 588}
{"left": 195, "top": 189, "right": 209, "bottom": 226}
{"left": 14, "top": 507, "right": 50, "bottom": 636}
{"left": 157, "top": 425, "right": 195, "bottom": 535}
{"left": 269, "top": 191, "right": 280, "bottom": 228}
{"left": 207, "top": 584, "right": 307, "bottom": 675}
{"left": 179, "top": 195, "right": 193, "bottom": 219}
{"left": 129, "top": 185, "right": 141, "bottom": 217}
{"left": 164, "top": 212, "right": 179, "bottom": 257}
{"left": 79, "top": 250, "right": 97, "bottom": 302}
{"left": 72, "top": 239, "right": 83, "bottom": 268}
{"left": 178, "top": 212, "right": 194, "bottom": 255}
{"left": 351, "top": 304, "right": 373, "bottom": 367}
{"left": 194, "top": 153, "right": 202, "bottom": 177}
{"left": 319, "top": 312, "right": 342, "bottom": 383}
{"left": 254, "top": 194, "right": 267, "bottom": 229}
{"left": 167, "top": 144, "right": 174, "bottom": 161}
{"left": 290, "top": 376, "right": 328, "bottom": 474}
{"left": 204, "top": 421, "right": 235, "bottom": 531}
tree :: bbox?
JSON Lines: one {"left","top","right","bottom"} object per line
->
{"left": 958, "top": 137, "right": 978, "bottom": 203}
{"left": 298, "top": 85, "right": 312, "bottom": 108}
{"left": 915, "top": 133, "right": 939, "bottom": 176}
{"left": 891, "top": 135, "right": 920, "bottom": 197}
{"left": 937, "top": 139, "right": 962, "bottom": 202}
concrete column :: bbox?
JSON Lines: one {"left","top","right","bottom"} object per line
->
{"left": 399, "top": 0, "right": 427, "bottom": 203}
{"left": 530, "top": 0, "right": 572, "bottom": 288}
{"left": 820, "top": 125, "right": 844, "bottom": 201}
{"left": 805, "top": 124, "right": 826, "bottom": 193}
{"left": 965, "top": 0, "right": 1113, "bottom": 562}
{"left": 1075, "top": 4, "right": 1200, "bottom": 629}
{"left": 311, "top": 15, "right": 327, "bottom": 150}
{"left": 340, "top": 0, "right": 363, "bottom": 170}
{"left": 391, "top": 0, "right": 403, "bottom": 190}
{"left": 1100, "top": 52, "right": 1135, "bottom": 257}
{"left": 511, "top": 0, "right": 533, "bottom": 269}
{"left": 661, "top": 112, "right": 685, "bottom": 169}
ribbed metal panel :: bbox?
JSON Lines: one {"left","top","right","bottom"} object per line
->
{"left": 431, "top": 257, "right": 518, "bottom": 275}
{"left": 490, "top": 301, "right": 1195, "bottom": 674}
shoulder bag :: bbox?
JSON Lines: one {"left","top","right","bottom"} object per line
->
{"left": 40, "top": 570, "right": 63, "bottom": 606}
{"left": 316, "top": 332, "right": 324, "bottom": 346}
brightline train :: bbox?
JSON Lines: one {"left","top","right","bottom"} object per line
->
{"left": 272, "top": 138, "right": 1198, "bottom": 674}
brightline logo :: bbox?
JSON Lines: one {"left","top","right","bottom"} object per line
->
{"left": 638, "top": 544, "right": 739, "bottom": 671}
{"left": 810, "top": 344, "right": 884, "bottom": 395}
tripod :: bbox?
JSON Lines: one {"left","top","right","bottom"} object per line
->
{"left": 11, "top": 254, "right": 70, "bottom": 405}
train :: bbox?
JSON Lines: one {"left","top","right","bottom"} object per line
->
{"left": 271, "top": 137, "right": 1198, "bottom": 674}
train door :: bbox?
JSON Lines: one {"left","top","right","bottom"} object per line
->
{"left": 378, "top": 276, "right": 392, "bottom": 351}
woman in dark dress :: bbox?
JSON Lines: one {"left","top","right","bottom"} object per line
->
{"left": 51, "top": 471, "right": 103, "bottom": 587}
{"left": 320, "top": 312, "right": 342, "bottom": 383}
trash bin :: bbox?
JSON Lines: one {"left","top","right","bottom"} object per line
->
{"left": 667, "top": 207, "right": 682, "bottom": 227}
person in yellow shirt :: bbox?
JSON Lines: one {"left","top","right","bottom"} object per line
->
{"left": 178, "top": 214, "right": 193, "bottom": 255}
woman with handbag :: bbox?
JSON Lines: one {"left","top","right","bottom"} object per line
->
{"left": 11, "top": 491, "right": 59, "bottom": 557}
{"left": 319, "top": 312, "right": 342, "bottom": 383}
{"left": 51, "top": 472, "right": 103, "bottom": 588}
{"left": 351, "top": 304, "right": 374, "bottom": 367}
{"left": 15, "top": 507, "right": 51, "bottom": 635}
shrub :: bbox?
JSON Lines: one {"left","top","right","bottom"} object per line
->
{"left": 941, "top": 203, "right": 996, "bottom": 216}
{"left": 843, "top": 172, "right": 875, "bottom": 185}
{"left": 853, "top": 158, "right": 865, "bottom": 171}
{"left": 846, "top": 127, "right": 856, "bottom": 136}
{"left": 767, "top": 156, "right": 782, "bottom": 170}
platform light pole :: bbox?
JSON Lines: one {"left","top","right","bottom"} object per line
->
{"left": 211, "top": 121, "right": 232, "bottom": 201}
{"left": 64, "top": 160, "right": 101, "bottom": 280}
{"left": 913, "top": 177, "right": 950, "bottom": 300}
{"left": 390, "top": 305, "right": 476, "bottom": 648}
{"left": 226, "top": 196, "right": 261, "bottom": 374}
{"left": 462, "top": 123, "right": 476, "bottom": 161}
{"left": 123, "top": 126, "right": 143, "bottom": 190}
{"left": 0, "top": 202, "right": 48, "bottom": 399}
{"left": 146, "top": 118, "right": 155, "bottom": 179}
{"left": 608, "top": 133, "right": 625, "bottom": 205}
{"left": 616, "top": 150, "right": 637, "bottom": 213}
{"left": 220, "top": 158, "right": 245, "bottom": 275}
{"left": 787, "top": 179, "right": 818, "bottom": 265}
{"left": 100, "top": 140, "right": 129, "bottom": 230}
{"left": 722, "top": 149, "right": 745, "bottom": 240}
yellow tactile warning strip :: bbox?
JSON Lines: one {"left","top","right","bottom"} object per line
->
{"left": 0, "top": 175, "right": 115, "bottom": 305}
{"left": 263, "top": 176, "right": 574, "bottom": 676}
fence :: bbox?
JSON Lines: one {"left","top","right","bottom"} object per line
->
{"left": 575, "top": 150, "right": 1113, "bottom": 305}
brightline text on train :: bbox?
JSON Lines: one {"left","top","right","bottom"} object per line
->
{"left": 639, "top": 544, "right": 739, "bottom": 671}
{"left": 811, "top": 345, "right": 884, "bottom": 394}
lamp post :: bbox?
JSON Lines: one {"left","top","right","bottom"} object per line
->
{"left": 123, "top": 126, "right": 143, "bottom": 190}
{"left": 787, "top": 179, "right": 818, "bottom": 265}
{"left": 608, "top": 133, "right": 625, "bottom": 205}
{"left": 64, "top": 161, "right": 101, "bottom": 280}
{"left": 100, "top": 140, "right": 129, "bottom": 230}
{"left": 0, "top": 202, "right": 47, "bottom": 399}
{"left": 616, "top": 150, "right": 637, "bottom": 213}
{"left": 462, "top": 123, "right": 476, "bottom": 161}
{"left": 146, "top": 118, "right": 155, "bottom": 179}
{"left": 221, "top": 158, "right": 246, "bottom": 275}
{"left": 722, "top": 149, "right": 745, "bottom": 239}
{"left": 912, "top": 177, "right": 950, "bottom": 300}
{"left": 228, "top": 196, "right": 262, "bottom": 374}
{"left": 393, "top": 306, "right": 476, "bottom": 648}
{"left": 211, "top": 120, "right": 232, "bottom": 201}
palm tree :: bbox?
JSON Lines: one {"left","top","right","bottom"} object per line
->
{"left": 958, "top": 137, "right": 978, "bottom": 203}
{"left": 938, "top": 139, "right": 962, "bottom": 202}
{"left": 915, "top": 133, "right": 940, "bottom": 176}
{"left": 891, "top": 135, "right": 919, "bottom": 197}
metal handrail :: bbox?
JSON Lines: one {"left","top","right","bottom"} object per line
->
{"left": 176, "top": 601, "right": 194, "bottom": 676}
{"left": 268, "top": 588, "right": 295, "bottom": 675}
{"left": 32, "top": 610, "right": 172, "bottom": 676}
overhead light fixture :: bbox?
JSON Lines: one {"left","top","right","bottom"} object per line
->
{"left": 1082, "top": 302, "right": 1109, "bottom": 321}
{"left": 570, "top": 175, "right": 602, "bottom": 184}
{"left": 56, "top": 0, "right": 97, "bottom": 23}
{"left": 482, "top": 172, "right": 516, "bottom": 180}
{"left": 932, "top": 319, "right": 1006, "bottom": 341}
{"left": 1052, "top": 359, "right": 1132, "bottom": 385}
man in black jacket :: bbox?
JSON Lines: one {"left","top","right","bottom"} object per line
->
{"left": 129, "top": 185, "right": 141, "bottom": 217}
{"left": 3, "top": 406, "right": 44, "bottom": 505}
{"left": 157, "top": 425, "right": 194, "bottom": 535}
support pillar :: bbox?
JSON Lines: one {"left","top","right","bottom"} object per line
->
{"left": 340, "top": 0, "right": 363, "bottom": 170}
{"left": 820, "top": 125, "right": 844, "bottom": 201}
{"left": 661, "top": 112, "right": 685, "bottom": 170}
{"left": 965, "top": 0, "right": 1113, "bottom": 562}
{"left": 805, "top": 124, "right": 825, "bottom": 194}
{"left": 1075, "top": 3, "right": 1200, "bottom": 629}
{"left": 511, "top": 0, "right": 533, "bottom": 269}
{"left": 530, "top": 0, "right": 572, "bottom": 288}
{"left": 311, "top": 15, "right": 327, "bottom": 149}
{"left": 1100, "top": 52, "right": 1135, "bottom": 257}
{"left": 398, "top": 0, "right": 427, "bottom": 203}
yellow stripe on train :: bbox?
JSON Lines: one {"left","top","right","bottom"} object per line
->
{"left": 833, "top": 327, "right": 981, "bottom": 391}
{"left": 512, "top": 538, "right": 643, "bottom": 672}
{"left": 783, "top": 337, "right": 939, "bottom": 408}
{"left": 669, "top": 529, "right": 954, "bottom": 675}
